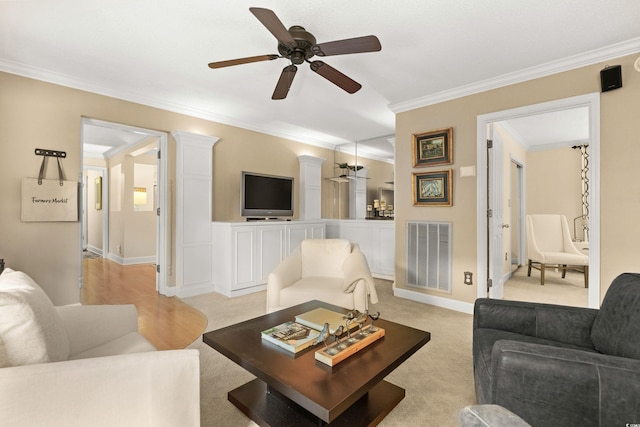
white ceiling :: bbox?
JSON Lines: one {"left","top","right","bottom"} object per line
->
{"left": 497, "top": 107, "right": 590, "bottom": 151}
{"left": 2, "top": 1, "right": 639, "bottom": 161}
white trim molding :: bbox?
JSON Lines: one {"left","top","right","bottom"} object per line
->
{"left": 172, "top": 131, "right": 220, "bottom": 298}
{"left": 390, "top": 37, "right": 640, "bottom": 113}
{"left": 393, "top": 287, "right": 474, "bottom": 315}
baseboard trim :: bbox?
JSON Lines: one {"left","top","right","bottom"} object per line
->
{"left": 122, "top": 256, "right": 156, "bottom": 265}
{"left": 213, "top": 284, "right": 267, "bottom": 298}
{"left": 393, "top": 287, "right": 474, "bottom": 314}
{"left": 85, "top": 245, "right": 103, "bottom": 256}
{"left": 106, "top": 253, "right": 156, "bottom": 265}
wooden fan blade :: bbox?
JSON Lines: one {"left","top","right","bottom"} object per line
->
{"left": 208, "top": 54, "right": 278, "bottom": 69}
{"left": 249, "top": 7, "right": 296, "bottom": 47}
{"left": 272, "top": 65, "right": 297, "bottom": 100}
{"left": 309, "top": 61, "right": 361, "bottom": 94}
{"left": 312, "top": 35, "right": 381, "bottom": 57}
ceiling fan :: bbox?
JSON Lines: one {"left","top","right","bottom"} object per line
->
{"left": 208, "top": 7, "right": 382, "bottom": 100}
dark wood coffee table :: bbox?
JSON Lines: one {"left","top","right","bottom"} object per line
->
{"left": 203, "top": 300, "right": 430, "bottom": 426}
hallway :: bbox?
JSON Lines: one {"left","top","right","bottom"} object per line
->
{"left": 81, "top": 258, "right": 208, "bottom": 350}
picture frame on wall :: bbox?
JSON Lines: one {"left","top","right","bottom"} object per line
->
{"left": 95, "top": 177, "right": 102, "bottom": 210}
{"left": 412, "top": 170, "right": 452, "bottom": 206}
{"left": 412, "top": 127, "right": 453, "bottom": 167}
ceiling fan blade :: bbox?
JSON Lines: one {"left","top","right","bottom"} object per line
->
{"left": 309, "top": 61, "right": 362, "bottom": 94}
{"left": 249, "top": 7, "right": 296, "bottom": 48}
{"left": 208, "top": 54, "right": 279, "bottom": 69}
{"left": 312, "top": 35, "right": 381, "bottom": 57}
{"left": 272, "top": 65, "right": 297, "bottom": 100}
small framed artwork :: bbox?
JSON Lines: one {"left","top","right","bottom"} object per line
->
{"left": 95, "top": 177, "right": 102, "bottom": 210}
{"left": 412, "top": 127, "right": 453, "bottom": 167}
{"left": 412, "top": 170, "right": 452, "bottom": 206}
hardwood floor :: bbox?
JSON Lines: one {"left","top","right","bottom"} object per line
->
{"left": 81, "top": 257, "right": 208, "bottom": 350}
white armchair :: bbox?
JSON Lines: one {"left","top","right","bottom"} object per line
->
{"left": 0, "top": 268, "right": 200, "bottom": 427}
{"left": 526, "top": 214, "right": 589, "bottom": 287}
{"left": 266, "top": 239, "right": 378, "bottom": 313}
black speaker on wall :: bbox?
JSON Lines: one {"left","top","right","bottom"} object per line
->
{"left": 600, "top": 65, "right": 622, "bottom": 92}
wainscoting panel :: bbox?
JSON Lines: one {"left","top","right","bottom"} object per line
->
{"left": 173, "top": 131, "right": 219, "bottom": 298}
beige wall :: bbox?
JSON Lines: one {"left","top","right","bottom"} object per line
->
{"left": 395, "top": 52, "right": 640, "bottom": 304}
{"left": 0, "top": 71, "right": 391, "bottom": 304}
{"left": 526, "top": 148, "right": 582, "bottom": 223}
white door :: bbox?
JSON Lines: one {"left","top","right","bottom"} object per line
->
{"left": 487, "top": 125, "right": 505, "bottom": 299}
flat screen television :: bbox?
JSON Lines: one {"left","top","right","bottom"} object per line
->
{"left": 241, "top": 171, "right": 294, "bottom": 218}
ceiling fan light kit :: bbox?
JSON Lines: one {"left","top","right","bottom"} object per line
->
{"left": 207, "top": 7, "right": 381, "bottom": 100}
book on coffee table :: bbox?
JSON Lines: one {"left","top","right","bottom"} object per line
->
{"left": 295, "top": 307, "right": 359, "bottom": 335}
{"left": 261, "top": 321, "right": 320, "bottom": 353}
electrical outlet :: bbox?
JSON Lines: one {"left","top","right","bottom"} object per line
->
{"left": 464, "top": 271, "right": 473, "bottom": 285}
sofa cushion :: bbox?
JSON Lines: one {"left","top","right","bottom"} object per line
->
{"left": 0, "top": 268, "right": 70, "bottom": 365}
{"left": 591, "top": 273, "right": 640, "bottom": 359}
{"left": 300, "top": 239, "right": 351, "bottom": 279}
{"left": 70, "top": 332, "right": 157, "bottom": 360}
{"left": 473, "top": 328, "right": 598, "bottom": 404}
{"left": 279, "top": 277, "right": 355, "bottom": 310}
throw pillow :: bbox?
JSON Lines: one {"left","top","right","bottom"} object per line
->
{"left": 0, "top": 269, "right": 70, "bottom": 365}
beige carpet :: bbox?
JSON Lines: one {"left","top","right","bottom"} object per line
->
{"left": 505, "top": 265, "right": 588, "bottom": 307}
{"left": 183, "top": 279, "right": 476, "bottom": 427}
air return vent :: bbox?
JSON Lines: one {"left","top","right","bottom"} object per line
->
{"left": 407, "top": 222, "right": 451, "bottom": 292}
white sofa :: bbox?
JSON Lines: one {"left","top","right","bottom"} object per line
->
{"left": 0, "top": 268, "right": 200, "bottom": 427}
{"left": 266, "top": 239, "right": 378, "bottom": 313}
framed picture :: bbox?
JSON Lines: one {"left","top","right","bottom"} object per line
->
{"left": 412, "top": 127, "right": 453, "bottom": 167}
{"left": 412, "top": 170, "right": 452, "bottom": 206}
{"left": 95, "top": 177, "right": 102, "bottom": 210}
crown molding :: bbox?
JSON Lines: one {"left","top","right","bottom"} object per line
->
{"left": 389, "top": 37, "right": 640, "bottom": 113}
{"left": 0, "top": 58, "right": 340, "bottom": 151}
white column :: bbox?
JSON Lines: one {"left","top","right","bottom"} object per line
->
{"left": 172, "top": 131, "right": 219, "bottom": 297}
{"left": 297, "top": 155, "right": 325, "bottom": 220}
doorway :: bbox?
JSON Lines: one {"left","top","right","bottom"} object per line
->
{"left": 476, "top": 93, "right": 600, "bottom": 308}
{"left": 80, "top": 118, "right": 169, "bottom": 295}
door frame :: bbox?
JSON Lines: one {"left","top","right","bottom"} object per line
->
{"left": 476, "top": 92, "right": 601, "bottom": 308}
{"left": 80, "top": 118, "right": 170, "bottom": 295}
{"left": 509, "top": 157, "right": 526, "bottom": 270}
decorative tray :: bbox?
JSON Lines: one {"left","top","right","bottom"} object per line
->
{"left": 315, "top": 325, "right": 385, "bottom": 366}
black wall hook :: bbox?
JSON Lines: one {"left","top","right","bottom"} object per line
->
{"left": 35, "top": 148, "right": 66, "bottom": 158}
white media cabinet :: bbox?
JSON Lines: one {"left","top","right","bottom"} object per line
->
{"left": 212, "top": 220, "right": 325, "bottom": 297}
{"left": 325, "top": 219, "right": 395, "bottom": 279}
{"left": 212, "top": 219, "right": 395, "bottom": 297}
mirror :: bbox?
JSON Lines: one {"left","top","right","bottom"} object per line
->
{"left": 327, "top": 138, "right": 394, "bottom": 220}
